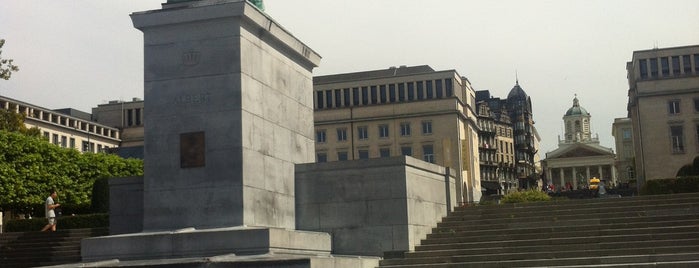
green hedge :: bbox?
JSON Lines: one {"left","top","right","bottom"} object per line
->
{"left": 640, "top": 176, "right": 699, "bottom": 195}
{"left": 5, "top": 213, "right": 108, "bottom": 232}
{"left": 501, "top": 189, "right": 551, "bottom": 203}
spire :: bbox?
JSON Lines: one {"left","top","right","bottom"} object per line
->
{"left": 573, "top": 94, "right": 579, "bottom": 107}
{"left": 515, "top": 70, "right": 519, "bottom": 85}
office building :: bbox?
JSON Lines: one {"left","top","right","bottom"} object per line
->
{"left": 626, "top": 45, "right": 699, "bottom": 184}
{"left": 313, "top": 65, "right": 482, "bottom": 203}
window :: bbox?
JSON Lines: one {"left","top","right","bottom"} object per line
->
{"left": 358, "top": 126, "right": 368, "bottom": 140}
{"left": 69, "top": 138, "right": 75, "bottom": 149}
{"left": 626, "top": 166, "right": 635, "bottom": 180}
{"left": 334, "top": 89, "right": 342, "bottom": 107}
{"left": 661, "top": 57, "right": 669, "bottom": 76}
{"left": 343, "top": 88, "right": 350, "bottom": 107}
{"left": 400, "top": 123, "right": 411, "bottom": 136}
{"left": 650, "top": 58, "right": 658, "bottom": 77}
{"left": 316, "top": 153, "right": 327, "bottom": 163}
{"left": 435, "top": 79, "right": 443, "bottom": 98}
{"left": 695, "top": 54, "right": 699, "bottom": 73}
{"left": 639, "top": 59, "right": 648, "bottom": 79}
{"left": 380, "top": 148, "right": 390, "bottom": 158}
{"left": 361, "top": 87, "right": 368, "bottom": 105}
{"left": 379, "top": 124, "right": 389, "bottom": 138}
{"left": 358, "top": 149, "right": 369, "bottom": 159}
{"left": 135, "top": 108, "right": 142, "bottom": 126}
{"left": 407, "top": 82, "right": 415, "bottom": 101}
{"left": 352, "top": 88, "right": 360, "bottom": 106}
{"left": 316, "top": 91, "right": 324, "bottom": 109}
{"left": 337, "top": 128, "right": 347, "bottom": 141}
{"left": 671, "top": 125, "right": 684, "bottom": 153}
{"left": 401, "top": 146, "right": 412, "bottom": 156}
{"left": 669, "top": 100, "right": 681, "bottom": 115}
{"left": 417, "top": 81, "right": 424, "bottom": 100}
{"left": 426, "top": 80, "right": 434, "bottom": 99}
{"left": 694, "top": 98, "right": 699, "bottom": 112}
{"left": 82, "top": 141, "right": 90, "bottom": 152}
{"left": 380, "top": 85, "right": 387, "bottom": 103}
{"left": 389, "top": 84, "right": 396, "bottom": 102}
{"left": 423, "top": 144, "right": 434, "bottom": 163}
{"left": 398, "top": 83, "right": 405, "bottom": 101}
{"left": 61, "top": 136, "right": 67, "bottom": 148}
{"left": 53, "top": 134, "right": 59, "bottom": 145}
{"left": 338, "top": 151, "right": 348, "bottom": 161}
{"left": 445, "top": 78, "right": 453, "bottom": 97}
{"left": 370, "top": 86, "right": 378, "bottom": 104}
{"left": 127, "top": 109, "right": 133, "bottom": 126}
{"left": 422, "top": 121, "right": 432, "bottom": 135}
{"left": 325, "top": 90, "right": 333, "bottom": 108}
{"left": 683, "top": 55, "right": 692, "bottom": 74}
{"left": 622, "top": 129, "right": 632, "bottom": 140}
{"left": 672, "top": 56, "right": 680, "bottom": 75}
{"left": 316, "top": 130, "right": 326, "bottom": 143}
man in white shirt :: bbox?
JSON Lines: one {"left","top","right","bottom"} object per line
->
{"left": 40, "top": 189, "right": 60, "bottom": 232}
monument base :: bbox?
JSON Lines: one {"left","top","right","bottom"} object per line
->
{"left": 69, "top": 227, "right": 379, "bottom": 268}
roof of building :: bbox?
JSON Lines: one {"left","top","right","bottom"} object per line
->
{"left": 313, "top": 65, "right": 437, "bottom": 85}
{"left": 506, "top": 80, "right": 527, "bottom": 100}
{"left": 565, "top": 96, "right": 589, "bottom": 116}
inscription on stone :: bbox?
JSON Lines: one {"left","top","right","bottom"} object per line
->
{"left": 182, "top": 50, "right": 201, "bottom": 66}
{"left": 174, "top": 93, "right": 211, "bottom": 106}
{"left": 180, "top": 131, "right": 205, "bottom": 168}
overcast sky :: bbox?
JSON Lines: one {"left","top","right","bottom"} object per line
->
{"left": 1, "top": 0, "right": 698, "bottom": 154}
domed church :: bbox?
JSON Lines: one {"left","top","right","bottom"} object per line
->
{"left": 543, "top": 96, "right": 617, "bottom": 190}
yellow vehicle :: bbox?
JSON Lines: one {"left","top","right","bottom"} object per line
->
{"left": 589, "top": 177, "right": 600, "bottom": 190}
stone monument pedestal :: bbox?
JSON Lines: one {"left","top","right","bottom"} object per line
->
{"left": 72, "top": 1, "right": 379, "bottom": 267}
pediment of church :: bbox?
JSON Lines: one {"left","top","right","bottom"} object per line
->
{"left": 546, "top": 142, "right": 614, "bottom": 160}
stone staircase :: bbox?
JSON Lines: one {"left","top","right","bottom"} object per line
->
{"left": 379, "top": 192, "right": 699, "bottom": 268}
{"left": 0, "top": 228, "right": 108, "bottom": 268}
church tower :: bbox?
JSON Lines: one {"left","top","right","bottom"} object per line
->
{"left": 563, "top": 95, "right": 592, "bottom": 143}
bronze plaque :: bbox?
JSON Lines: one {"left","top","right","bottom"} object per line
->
{"left": 180, "top": 131, "right": 205, "bottom": 168}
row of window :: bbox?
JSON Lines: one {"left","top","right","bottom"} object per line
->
{"left": 317, "top": 144, "right": 435, "bottom": 163}
{"left": 667, "top": 98, "right": 699, "bottom": 115}
{"left": 638, "top": 54, "right": 699, "bottom": 79}
{"left": 315, "top": 79, "right": 454, "bottom": 110}
{"left": 124, "top": 108, "right": 143, "bottom": 127}
{"left": 316, "top": 121, "right": 433, "bottom": 143}
{"left": 42, "top": 131, "right": 108, "bottom": 153}
{"left": 667, "top": 124, "right": 699, "bottom": 154}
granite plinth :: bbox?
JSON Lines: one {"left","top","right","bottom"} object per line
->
{"left": 82, "top": 227, "right": 331, "bottom": 262}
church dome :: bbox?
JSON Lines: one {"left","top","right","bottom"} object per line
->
{"left": 507, "top": 80, "right": 528, "bottom": 100}
{"left": 565, "top": 96, "right": 589, "bottom": 116}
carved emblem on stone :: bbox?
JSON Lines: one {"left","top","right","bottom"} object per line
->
{"left": 182, "top": 50, "right": 201, "bottom": 66}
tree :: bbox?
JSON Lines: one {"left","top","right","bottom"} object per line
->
{"left": 0, "top": 106, "right": 40, "bottom": 137}
{"left": 0, "top": 130, "right": 143, "bottom": 214}
{"left": 0, "top": 39, "right": 20, "bottom": 80}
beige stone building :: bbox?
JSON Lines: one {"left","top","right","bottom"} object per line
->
{"left": 612, "top": 117, "right": 635, "bottom": 183}
{"left": 92, "top": 98, "right": 145, "bottom": 147}
{"left": 313, "top": 65, "right": 482, "bottom": 203}
{"left": 626, "top": 45, "right": 699, "bottom": 184}
{"left": 0, "top": 95, "right": 120, "bottom": 152}
{"left": 543, "top": 96, "right": 616, "bottom": 190}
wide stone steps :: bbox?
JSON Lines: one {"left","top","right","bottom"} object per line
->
{"left": 0, "top": 228, "right": 108, "bottom": 268}
{"left": 377, "top": 192, "right": 699, "bottom": 268}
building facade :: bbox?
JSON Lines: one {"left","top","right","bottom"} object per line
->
{"left": 0, "top": 95, "right": 120, "bottom": 152}
{"left": 313, "top": 65, "right": 482, "bottom": 203}
{"left": 612, "top": 117, "right": 635, "bottom": 183}
{"left": 475, "top": 91, "right": 516, "bottom": 194}
{"left": 505, "top": 81, "right": 541, "bottom": 188}
{"left": 544, "top": 96, "right": 617, "bottom": 189}
{"left": 626, "top": 45, "right": 699, "bottom": 184}
{"left": 92, "top": 98, "right": 145, "bottom": 147}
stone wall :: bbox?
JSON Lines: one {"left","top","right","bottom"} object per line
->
{"left": 109, "top": 176, "right": 144, "bottom": 235}
{"left": 295, "top": 156, "right": 456, "bottom": 257}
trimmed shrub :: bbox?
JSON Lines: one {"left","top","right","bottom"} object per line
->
{"left": 501, "top": 189, "right": 551, "bottom": 203}
{"left": 91, "top": 177, "right": 110, "bottom": 213}
{"left": 5, "top": 213, "right": 108, "bottom": 232}
{"left": 640, "top": 176, "right": 699, "bottom": 195}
